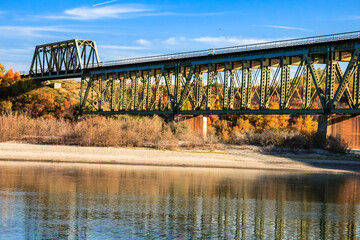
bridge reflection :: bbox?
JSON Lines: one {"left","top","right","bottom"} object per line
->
{"left": 0, "top": 163, "right": 358, "bottom": 239}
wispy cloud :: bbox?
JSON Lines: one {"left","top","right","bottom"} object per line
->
{"left": 93, "top": 0, "right": 117, "bottom": 7}
{"left": 193, "top": 36, "right": 267, "bottom": 46}
{"left": 0, "top": 48, "right": 32, "bottom": 56}
{"left": 136, "top": 39, "right": 151, "bottom": 46}
{"left": 126, "top": 36, "right": 274, "bottom": 51}
{"left": 142, "top": 11, "right": 227, "bottom": 17}
{"left": 38, "top": 3, "right": 226, "bottom": 21}
{"left": 0, "top": 25, "right": 85, "bottom": 38}
{"left": 261, "top": 25, "right": 307, "bottom": 31}
{"left": 43, "top": 4, "right": 152, "bottom": 20}
{"left": 99, "top": 45, "right": 148, "bottom": 50}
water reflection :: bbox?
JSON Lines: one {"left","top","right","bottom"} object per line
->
{"left": 0, "top": 162, "right": 359, "bottom": 239}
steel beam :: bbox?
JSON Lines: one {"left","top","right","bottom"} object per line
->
{"left": 206, "top": 64, "right": 215, "bottom": 110}
{"left": 259, "top": 59, "right": 266, "bottom": 109}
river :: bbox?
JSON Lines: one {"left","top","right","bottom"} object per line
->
{"left": 0, "top": 162, "right": 359, "bottom": 239}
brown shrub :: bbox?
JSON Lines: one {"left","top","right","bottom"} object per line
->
{"left": 228, "top": 130, "right": 247, "bottom": 145}
{"left": 326, "top": 135, "right": 349, "bottom": 154}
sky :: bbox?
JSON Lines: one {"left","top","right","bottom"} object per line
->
{"left": 1, "top": 0, "right": 360, "bottom": 72}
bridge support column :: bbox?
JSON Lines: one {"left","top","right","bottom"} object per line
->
{"left": 183, "top": 115, "right": 208, "bottom": 138}
{"left": 316, "top": 114, "right": 330, "bottom": 148}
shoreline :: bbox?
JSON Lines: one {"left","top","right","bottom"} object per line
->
{"left": 0, "top": 142, "right": 359, "bottom": 174}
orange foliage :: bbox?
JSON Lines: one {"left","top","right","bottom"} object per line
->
{"left": 22, "top": 89, "right": 70, "bottom": 118}
{"left": 0, "top": 66, "right": 21, "bottom": 86}
{"left": 4, "top": 68, "right": 15, "bottom": 81}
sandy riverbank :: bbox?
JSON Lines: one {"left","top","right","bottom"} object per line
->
{"left": 0, "top": 142, "right": 359, "bottom": 173}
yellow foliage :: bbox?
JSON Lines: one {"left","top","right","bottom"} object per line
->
{"left": 294, "top": 115, "right": 318, "bottom": 136}
{"left": 235, "top": 118, "right": 254, "bottom": 132}
{"left": 0, "top": 100, "right": 12, "bottom": 114}
{"left": 221, "top": 129, "right": 230, "bottom": 142}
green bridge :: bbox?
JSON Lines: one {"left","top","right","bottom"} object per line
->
{"left": 28, "top": 31, "right": 360, "bottom": 117}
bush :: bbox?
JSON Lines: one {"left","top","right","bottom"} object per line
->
{"left": 245, "top": 130, "right": 285, "bottom": 147}
{"left": 326, "top": 135, "right": 349, "bottom": 154}
{"left": 228, "top": 130, "right": 247, "bottom": 145}
{"left": 170, "top": 121, "right": 191, "bottom": 140}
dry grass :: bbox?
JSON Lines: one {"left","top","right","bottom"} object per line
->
{"left": 0, "top": 114, "right": 349, "bottom": 153}
{"left": 0, "top": 114, "right": 208, "bottom": 149}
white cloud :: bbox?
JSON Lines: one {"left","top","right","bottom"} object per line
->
{"left": 164, "top": 37, "right": 177, "bottom": 45}
{"left": 136, "top": 39, "right": 151, "bottom": 46}
{"left": 193, "top": 36, "right": 267, "bottom": 46}
{"left": 99, "top": 45, "right": 148, "bottom": 50}
{"left": 261, "top": 25, "right": 307, "bottom": 31}
{"left": 44, "top": 4, "right": 152, "bottom": 20}
{"left": 163, "top": 37, "right": 186, "bottom": 45}
{"left": 93, "top": 0, "right": 117, "bottom": 7}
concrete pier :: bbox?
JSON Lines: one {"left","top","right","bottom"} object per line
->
{"left": 184, "top": 115, "right": 208, "bottom": 137}
{"left": 317, "top": 114, "right": 360, "bottom": 149}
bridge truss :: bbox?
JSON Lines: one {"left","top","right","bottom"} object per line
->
{"left": 30, "top": 39, "right": 100, "bottom": 79}
{"left": 29, "top": 32, "right": 360, "bottom": 116}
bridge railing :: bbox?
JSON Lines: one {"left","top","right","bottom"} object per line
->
{"left": 96, "top": 31, "right": 360, "bottom": 67}
{"left": 31, "top": 31, "right": 360, "bottom": 74}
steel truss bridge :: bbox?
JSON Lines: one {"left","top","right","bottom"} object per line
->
{"left": 28, "top": 31, "right": 360, "bottom": 116}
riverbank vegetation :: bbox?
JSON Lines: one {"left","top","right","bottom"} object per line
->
{"left": 0, "top": 64, "right": 349, "bottom": 153}
{"left": 0, "top": 113, "right": 349, "bottom": 153}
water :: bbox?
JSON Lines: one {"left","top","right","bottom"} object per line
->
{"left": 0, "top": 162, "right": 359, "bottom": 239}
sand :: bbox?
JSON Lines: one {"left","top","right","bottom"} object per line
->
{"left": 0, "top": 142, "right": 359, "bottom": 173}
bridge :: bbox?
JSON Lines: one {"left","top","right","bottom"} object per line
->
{"left": 27, "top": 31, "right": 360, "bottom": 148}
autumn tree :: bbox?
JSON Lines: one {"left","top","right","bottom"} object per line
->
{"left": 0, "top": 65, "right": 21, "bottom": 86}
{"left": 0, "top": 64, "right": 5, "bottom": 85}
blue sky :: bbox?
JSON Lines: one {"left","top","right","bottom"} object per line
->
{"left": 1, "top": 0, "right": 360, "bottom": 71}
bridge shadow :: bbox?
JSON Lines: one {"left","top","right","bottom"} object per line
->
{"left": 266, "top": 148, "right": 360, "bottom": 173}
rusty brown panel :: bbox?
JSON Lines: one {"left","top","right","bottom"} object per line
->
{"left": 328, "top": 115, "right": 360, "bottom": 149}
{"left": 183, "top": 115, "right": 205, "bottom": 133}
